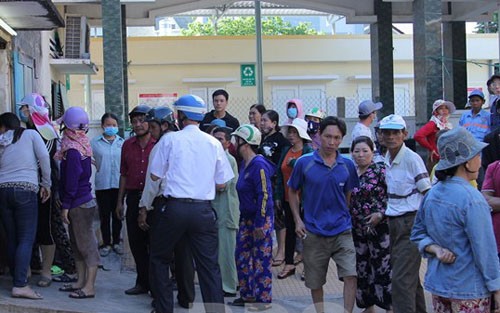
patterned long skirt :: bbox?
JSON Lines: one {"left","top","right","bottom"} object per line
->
{"left": 432, "top": 295, "right": 490, "bottom": 313}
{"left": 352, "top": 221, "right": 392, "bottom": 310}
{"left": 235, "top": 216, "right": 273, "bottom": 303}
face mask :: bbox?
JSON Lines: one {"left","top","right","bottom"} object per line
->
{"left": 287, "top": 107, "right": 298, "bottom": 119}
{"left": 19, "top": 110, "right": 29, "bottom": 123}
{"left": 307, "top": 120, "right": 320, "bottom": 135}
{"left": 236, "top": 140, "right": 246, "bottom": 157}
{"left": 103, "top": 126, "right": 119, "bottom": 136}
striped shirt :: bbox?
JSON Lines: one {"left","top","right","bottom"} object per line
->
{"left": 384, "top": 144, "right": 431, "bottom": 216}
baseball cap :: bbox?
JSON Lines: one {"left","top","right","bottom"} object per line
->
{"left": 359, "top": 100, "right": 383, "bottom": 116}
{"left": 379, "top": 114, "right": 406, "bottom": 130}
{"left": 468, "top": 89, "right": 485, "bottom": 100}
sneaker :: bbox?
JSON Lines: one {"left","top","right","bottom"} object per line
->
{"left": 100, "top": 246, "right": 111, "bottom": 257}
{"left": 113, "top": 244, "right": 123, "bottom": 255}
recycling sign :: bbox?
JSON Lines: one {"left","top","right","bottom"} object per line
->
{"left": 240, "top": 64, "right": 256, "bottom": 87}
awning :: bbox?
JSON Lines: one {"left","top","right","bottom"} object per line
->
{"left": 0, "top": 0, "right": 64, "bottom": 30}
{"left": 50, "top": 58, "right": 98, "bottom": 75}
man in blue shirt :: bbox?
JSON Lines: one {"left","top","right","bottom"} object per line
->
{"left": 459, "top": 89, "right": 490, "bottom": 142}
{"left": 487, "top": 75, "right": 500, "bottom": 130}
{"left": 288, "top": 116, "right": 359, "bottom": 313}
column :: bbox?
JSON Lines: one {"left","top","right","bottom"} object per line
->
{"left": 370, "top": 0, "right": 394, "bottom": 117}
{"left": 102, "top": 0, "right": 125, "bottom": 132}
{"left": 443, "top": 22, "right": 467, "bottom": 109}
{"left": 121, "top": 4, "right": 130, "bottom": 128}
{"left": 413, "top": 0, "right": 443, "bottom": 125}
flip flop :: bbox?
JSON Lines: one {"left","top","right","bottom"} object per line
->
{"left": 248, "top": 303, "right": 272, "bottom": 312}
{"left": 52, "top": 273, "right": 78, "bottom": 283}
{"left": 271, "top": 259, "right": 284, "bottom": 267}
{"left": 228, "top": 297, "right": 255, "bottom": 307}
{"left": 12, "top": 290, "right": 43, "bottom": 300}
{"left": 277, "top": 267, "right": 296, "bottom": 279}
{"left": 51, "top": 265, "right": 64, "bottom": 276}
{"left": 37, "top": 276, "right": 52, "bottom": 287}
{"left": 293, "top": 255, "right": 303, "bottom": 265}
{"left": 69, "top": 289, "right": 95, "bottom": 299}
{"left": 59, "top": 283, "right": 80, "bottom": 292}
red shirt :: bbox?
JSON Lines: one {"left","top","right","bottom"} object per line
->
{"left": 482, "top": 160, "right": 500, "bottom": 253}
{"left": 120, "top": 136, "right": 156, "bottom": 191}
{"left": 281, "top": 148, "right": 302, "bottom": 202}
{"left": 414, "top": 121, "right": 438, "bottom": 158}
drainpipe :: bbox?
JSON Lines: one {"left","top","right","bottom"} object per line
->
{"left": 255, "top": 0, "right": 264, "bottom": 104}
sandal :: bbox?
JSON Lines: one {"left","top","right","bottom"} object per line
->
{"left": 277, "top": 267, "right": 296, "bottom": 279}
{"left": 228, "top": 297, "right": 255, "bottom": 306}
{"left": 271, "top": 259, "right": 284, "bottom": 267}
{"left": 293, "top": 254, "right": 303, "bottom": 265}
{"left": 51, "top": 265, "right": 64, "bottom": 276}
{"left": 11, "top": 288, "right": 43, "bottom": 300}
{"left": 69, "top": 289, "right": 95, "bottom": 299}
{"left": 248, "top": 303, "right": 272, "bottom": 312}
{"left": 52, "top": 273, "right": 77, "bottom": 283}
{"left": 59, "top": 283, "right": 80, "bottom": 292}
{"left": 37, "top": 276, "right": 52, "bottom": 287}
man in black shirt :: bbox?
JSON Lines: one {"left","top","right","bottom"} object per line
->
{"left": 201, "top": 89, "right": 240, "bottom": 131}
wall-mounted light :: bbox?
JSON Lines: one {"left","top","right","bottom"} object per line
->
{"left": 0, "top": 18, "right": 16, "bottom": 36}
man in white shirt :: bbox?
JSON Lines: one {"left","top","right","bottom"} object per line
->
{"left": 379, "top": 114, "right": 431, "bottom": 313}
{"left": 149, "top": 95, "right": 234, "bottom": 313}
{"left": 351, "top": 100, "right": 383, "bottom": 141}
{"left": 137, "top": 106, "right": 195, "bottom": 310}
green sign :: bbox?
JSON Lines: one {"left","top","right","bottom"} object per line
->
{"left": 65, "top": 74, "right": 70, "bottom": 91}
{"left": 240, "top": 64, "right": 256, "bottom": 87}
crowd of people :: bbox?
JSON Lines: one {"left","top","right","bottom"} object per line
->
{"left": 2, "top": 77, "right": 500, "bottom": 313}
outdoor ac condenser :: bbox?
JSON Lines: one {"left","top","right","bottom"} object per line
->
{"left": 64, "top": 15, "right": 90, "bottom": 59}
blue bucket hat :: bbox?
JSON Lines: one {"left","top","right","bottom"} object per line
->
{"left": 435, "top": 127, "right": 488, "bottom": 171}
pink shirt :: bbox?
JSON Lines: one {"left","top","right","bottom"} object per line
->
{"left": 482, "top": 160, "right": 500, "bottom": 252}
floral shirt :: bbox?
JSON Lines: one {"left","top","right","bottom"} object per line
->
{"left": 350, "top": 162, "right": 387, "bottom": 231}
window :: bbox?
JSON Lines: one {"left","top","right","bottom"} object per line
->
{"left": 272, "top": 84, "right": 326, "bottom": 119}
{"left": 189, "top": 87, "right": 224, "bottom": 110}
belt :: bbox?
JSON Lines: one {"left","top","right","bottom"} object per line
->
{"left": 164, "top": 196, "right": 210, "bottom": 204}
{"left": 387, "top": 210, "right": 417, "bottom": 219}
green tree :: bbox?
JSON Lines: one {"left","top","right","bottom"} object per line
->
{"left": 475, "top": 12, "right": 498, "bottom": 33}
{"left": 181, "top": 16, "right": 319, "bottom": 36}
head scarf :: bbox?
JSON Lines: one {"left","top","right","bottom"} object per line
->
{"left": 28, "top": 104, "right": 58, "bottom": 141}
{"left": 0, "top": 130, "right": 14, "bottom": 159}
{"left": 430, "top": 114, "right": 452, "bottom": 131}
{"left": 54, "top": 128, "right": 92, "bottom": 161}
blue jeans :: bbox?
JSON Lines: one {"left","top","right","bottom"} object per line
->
{"left": 0, "top": 187, "right": 38, "bottom": 287}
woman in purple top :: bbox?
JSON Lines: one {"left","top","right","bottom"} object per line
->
{"left": 55, "top": 107, "right": 99, "bottom": 299}
{"left": 230, "top": 124, "right": 274, "bottom": 311}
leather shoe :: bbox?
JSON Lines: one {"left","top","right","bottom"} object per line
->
{"left": 178, "top": 300, "right": 193, "bottom": 309}
{"left": 125, "top": 285, "right": 148, "bottom": 295}
{"left": 223, "top": 291, "right": 237, "bottom": 297}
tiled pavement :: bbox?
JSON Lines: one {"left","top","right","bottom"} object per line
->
{"left": 0, "top": 220, "right": 434, "bottom": 312}
{"left": 0, "top": 252, "right": 433, "bottom": 313}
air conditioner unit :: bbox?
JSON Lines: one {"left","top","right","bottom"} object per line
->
{"left": 64, "top": 15, "right": 90, "bottom": 59}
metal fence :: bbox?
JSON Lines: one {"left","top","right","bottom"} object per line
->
{"left": 219, "top": 92, "right": 415, "bottom": 125}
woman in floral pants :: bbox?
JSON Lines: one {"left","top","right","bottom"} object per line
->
{"left": 350, "top": 136, "right": 392, "bottom": 312}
